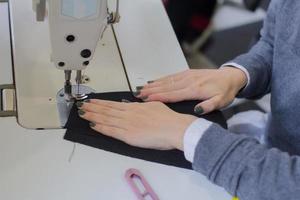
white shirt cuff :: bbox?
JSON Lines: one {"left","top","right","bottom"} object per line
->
{"left": 183, "top": 118, "right": 213, "bottom": 162}
{"left": 220, "top": 62, "right": 250, "bottom": 89}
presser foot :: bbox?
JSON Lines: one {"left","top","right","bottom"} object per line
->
{"left": 56, "top": 85, "right": 95, "bottom": 127}
{"left": 73, "top": 93, "right": 89, "bottom": 101}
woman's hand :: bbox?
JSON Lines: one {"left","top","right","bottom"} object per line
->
{"left": 77, "top": 100, "right": 197, "bottom": 150}
{"left": 136, "top": 67, "right": 247, "bottom": 115}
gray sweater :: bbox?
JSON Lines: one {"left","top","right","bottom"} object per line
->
{"left": 193, "top": 0, "right": 300, "bottom": 199}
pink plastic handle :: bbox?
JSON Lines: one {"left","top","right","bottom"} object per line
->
{"left": 125, "top": 169, "right": 160, "bottom": 200}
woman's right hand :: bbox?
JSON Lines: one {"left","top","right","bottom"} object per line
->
{"left": 136, "top": 67, "right": 247, "bottom": 115}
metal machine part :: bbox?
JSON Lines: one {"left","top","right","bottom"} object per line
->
{"left": 64, "top": 70, "right": 73, "bottom": 101}
{"left": 63, "top": 70, "right": 89, "bottom": 101}
{"left": 33, "top": 0, "right": 46, "bottom": 21}
{"left": 108, "top": 0, "right": 120, "bottom": 24}
{"left": 56, "top": 85, "right": 95, "bottom": 127}
{"left": 74, "top": 70, "right": 88, "bottom": 100}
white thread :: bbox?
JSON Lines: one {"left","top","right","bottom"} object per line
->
{"left": 68, "top": 143, "right": 77, "bottom": 163}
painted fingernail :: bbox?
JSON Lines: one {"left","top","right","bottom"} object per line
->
{"left": 133, "top": 91, "right": 141, "bottom": 97}
{"left": 78, "top": 110, "right": 85, "bottom": 116}
{"left": 194, "top": 106, "right": 204, "bottom": 115}
{"left": 147, "top": 80, "right": 155, "bottom": 84}
{"left": 136, "top": 86, "right": 144, "bottom": 91}
{"left": 141, "top": 96, "right": 148, "bottom": 101}
{"left": 84, "top": 99, "right": 91, "bottom": 103}
{"left": 90, "top": 122, "right": 96, "bottom": 128}
{"left": 76, "top": 102, "right": 84, "bottom": 108}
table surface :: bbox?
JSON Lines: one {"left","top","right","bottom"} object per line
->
{"left": 0, "top": 117, "right": 231, "bottom": 200}
{"left": 0, "top": 1, "right": 231, "bottom": 199}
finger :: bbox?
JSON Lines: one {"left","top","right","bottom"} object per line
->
{"left": 79, "top": 111, "right": 127, "bottom": 128}
{"left": 155, "top": 70, "right": 188, "bottom": 82}
{"left": 91, "top": 123, "right": 127, "bottom": 142}
{"left": 143, "top": 70, "right": 189, "bottom": 89}
{"left": 145, "top": 88, "right": 192, "bottom": 103}
{"left": 141, "top": 80, "right": 166, "bottom": 89}
{"left": 80, "top": 103, "right": 124, "bottom": 118}
{"left": 140, "top": 79, "right": 187, "bottom": 97}
{"left": 87, "top": 99, "right": 129, "bottom": 111}
{"left": 194, "top": 95, "right": 222, "bottom": 115}
{"left": 143, "top": 77, "right": 181, "bottom": 89}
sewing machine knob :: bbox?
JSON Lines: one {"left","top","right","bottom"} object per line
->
{"left": 83, "top": 61, "right": 90, "bottom": 66}
{"left": 66, "top": 35, "right": 75, "bottom": 42}
{"left": 81, "top": 49, "right": 92, "bottom": 58}
{"left": 58, "top": 62, "right": 65, "bottom": 67}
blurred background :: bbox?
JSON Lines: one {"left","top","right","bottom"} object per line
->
{"left": 164, "top": 0, "right": 271, "bottom": 118}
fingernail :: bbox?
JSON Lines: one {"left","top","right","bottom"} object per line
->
{"left": 78, "top": 110, "right": 85, "bottom": 116}
{"left": 136, "top": 86, "right": 144, "bottom": 91}
{"left": 147, "top": 80, "right": 154, "bottom": 84}
{"left": 84, "top": 99, "right": 90, "bottom": 103}
{"left": 194, "top": 106, "right": 204, "bottom": 115}
{"left": 76, "top": 102, "right": 84, "bottom": 108}
{"left": 90, "top": 122, "right": 96, "bottom": 128}
{"left": 133, "top": 91, "right": 141, "bottom": 97}
{"left": 141, "top": 96, "right": 148, "bottom": 101}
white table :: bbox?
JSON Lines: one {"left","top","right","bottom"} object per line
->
{"left": 0, "top": 1, "right": 231, "bottom": 199}
{"left": 0, "top": 117, "right": 231, "bottom": 200}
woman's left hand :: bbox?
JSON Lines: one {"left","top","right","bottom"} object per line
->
{"left": 77, "top": 100, "right": 197, "bottom": 150}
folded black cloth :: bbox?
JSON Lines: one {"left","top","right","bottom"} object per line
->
{"left": 64, "top": 92, "right": 227, "bottom": 169}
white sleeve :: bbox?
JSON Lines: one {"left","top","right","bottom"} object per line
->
{"left": 183, "top": 118, "right": 213, "bottom": 162}
{"left": 183, "top": 62, "right": 249, "bottom": 163}
{"left": 220, "top": 62, "right": 250, "bottom": 89}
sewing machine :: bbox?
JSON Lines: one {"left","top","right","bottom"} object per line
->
{"left": 1, "top": 0, "right": 186, "bottom": 129}
{"left": 37, "top": 0, "right": 120, "bottom": 101}
{"left": 35, "top": 0, "right": 121, "bottom": 127}
{"left": 34, "top": 0, "right": 121, "bottom": 102}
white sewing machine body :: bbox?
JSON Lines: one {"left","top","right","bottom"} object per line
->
{"left": 46, "top": 0, "right": 110, "bottom": 71}
{"left": 6, "top": 0, "right": 186, "bottom": 129}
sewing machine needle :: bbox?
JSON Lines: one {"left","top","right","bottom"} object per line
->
{"left": 77, "top": 83, "right": 79, "bottom": 95}
{"left": 76, "top": 70, "right": 82, "bottom": 96}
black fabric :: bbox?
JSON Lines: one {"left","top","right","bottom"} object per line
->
{"left": 64, "top": 92, "right": 227, "bottom": 169}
